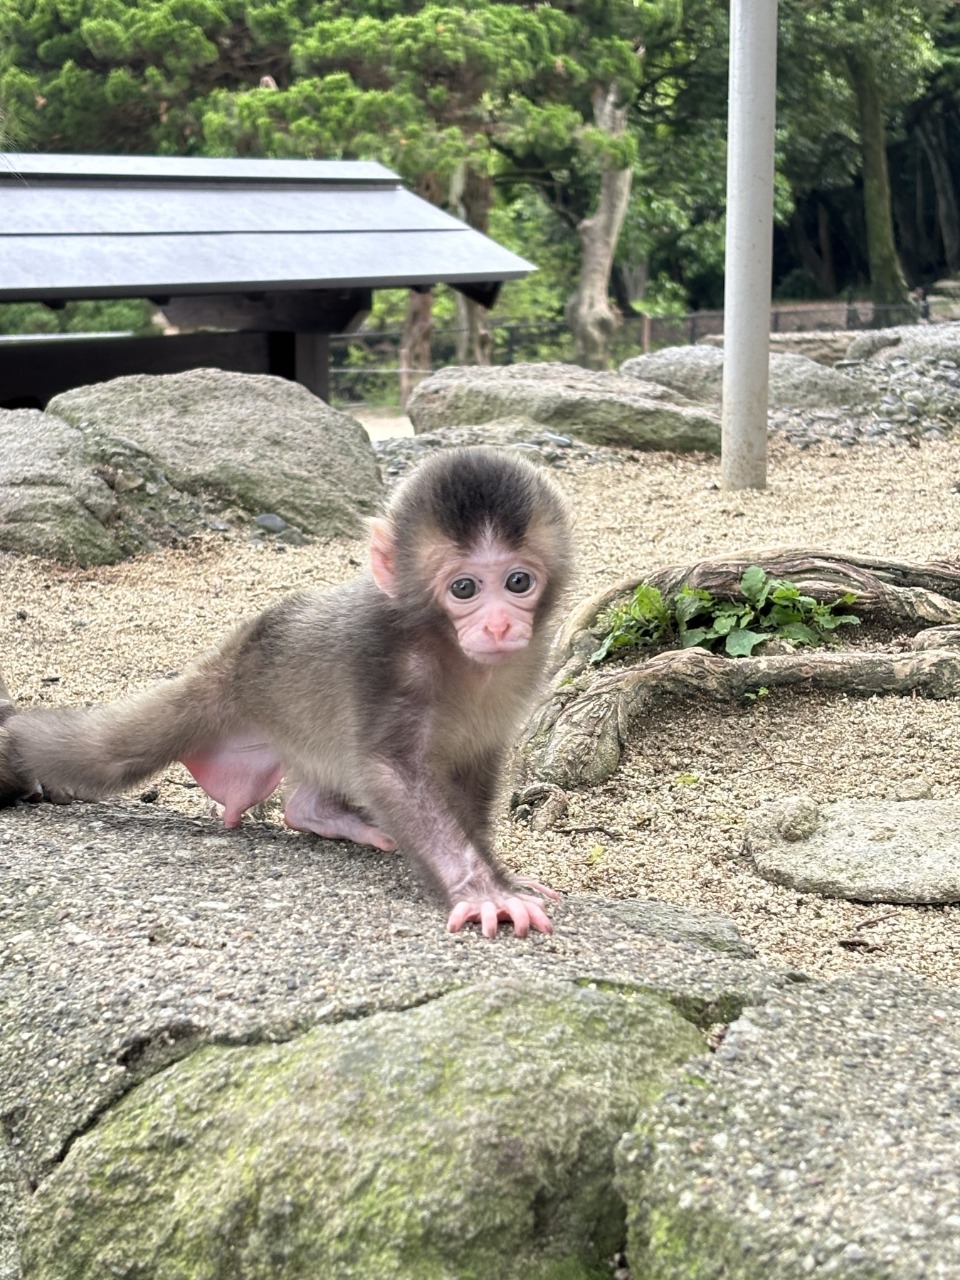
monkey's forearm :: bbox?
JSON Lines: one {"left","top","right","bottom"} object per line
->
{"left": 363, "top": 760, "right": 554, "bottom": 938}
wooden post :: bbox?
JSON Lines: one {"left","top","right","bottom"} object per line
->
{"left": 294, "top": 333, "right": 330, "bottom": 403}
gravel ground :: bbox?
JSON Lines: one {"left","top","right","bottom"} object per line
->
{"left": 3, "top": 417, "right": 960, "bottom": 987}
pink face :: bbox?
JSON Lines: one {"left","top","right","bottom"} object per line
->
{"left": 434, "top": 540, "right": 548, "bottom": 665}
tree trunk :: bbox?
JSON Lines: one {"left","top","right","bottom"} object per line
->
{"left": 519, "top": 645, "right": 960, "bottom": 795}
{"left": 399, "top": 288, "right": 433, "bottom": 410}
{"left": 564, "top": 86, "right": 633, "bottom": 370}
{"left": 844, "top": 46, "right": 911, "bottom": 314}
{"left": 915, "top": 109, "right": 960, "bottom": 274}
{"left": 817, "top": 201, "right": 837, "bottom": 295}
{"left": 449, "top": 162, "right": 493, "bottom": 365}
{"left": 790, "top": 204, "right": 836, "bottom": 296}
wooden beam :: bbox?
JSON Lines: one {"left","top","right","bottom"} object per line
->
{"left": 159, "top": 289, "right": 372, "bottom": 334}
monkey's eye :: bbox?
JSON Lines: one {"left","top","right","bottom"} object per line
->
{"left": 450, "top": 577, "right": 479, "bottom": 600}
{"left": 505, "top": 571, "right": 534, "bottom": 594}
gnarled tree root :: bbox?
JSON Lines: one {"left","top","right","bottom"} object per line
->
{"left": 515, "top": 549, "right": 960, "bottom": 793}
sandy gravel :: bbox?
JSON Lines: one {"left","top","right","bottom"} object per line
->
{"left": 3, "top": 425, "right": 960, "bottom": 986}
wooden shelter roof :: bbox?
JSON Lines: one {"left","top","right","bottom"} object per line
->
{"left": 0, "top": 153, "right": 532, "bottom": 306}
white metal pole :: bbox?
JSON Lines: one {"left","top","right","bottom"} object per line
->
{"left": 721, "top": 0, "right": 778, "bottom": 490}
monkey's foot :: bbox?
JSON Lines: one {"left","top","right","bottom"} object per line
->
{"left": 446, "top": 890, "right": 555, "bottom": 939}
{"left": 284, "top": 785, "right": 398, "bottom": 852}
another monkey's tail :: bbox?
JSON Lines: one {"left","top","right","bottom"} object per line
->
{"left": 0, "top": 667, "right": 234, "bottom": 805}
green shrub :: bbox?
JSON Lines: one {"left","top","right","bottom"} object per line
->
{"left": 592, "top": 566, "right": 859, "bottom": 664}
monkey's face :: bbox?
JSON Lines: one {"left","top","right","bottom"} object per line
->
{"left": 433, "top": 540, "right": 548, "bottom": 665}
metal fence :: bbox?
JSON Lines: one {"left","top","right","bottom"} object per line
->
{"left": 327, "top": 299, "right": 933, "bottom": 407}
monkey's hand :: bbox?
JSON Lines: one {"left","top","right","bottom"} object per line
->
{"left": 446, "top": 880, "right": 559, "bottom": 939}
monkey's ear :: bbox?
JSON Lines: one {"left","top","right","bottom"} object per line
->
{"left": 368, "top": 518, "right": 398, "bottom": 597}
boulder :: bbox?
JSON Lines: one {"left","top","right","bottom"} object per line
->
{"left": 3, "top": 797, "right": 959, "bottom": 1278}
{"left": 767, "top": 351, "right": 867, "bottom": 408}
{"left": 0, "top": 409, "right": 125, "bottom": 564}
{"left": 618, "top": 972, "right": 960, "bottom": 1279}
{"left": 620, "top": 344, "right": 724, "bottom": 403}
{"left": 846, "top": 321, "right": 960, "bottom": 365}
{"left": 620, "top": 346, "right": 870, "bottom": 409}
{"left": 406, "top": 363, "right": 721, "bottom": 452}
{"left": 0, "top": 799, "right": 779, "bottom": 1280}
{"left": 0, "top": 369, "right": 382, "bottom": 565}
{"left": 20, "top": 980, "right": 702, "bottom": 1280}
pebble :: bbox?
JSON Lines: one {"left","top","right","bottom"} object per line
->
{"left": 374, "top": 425, "right": 613, "bottom": 480}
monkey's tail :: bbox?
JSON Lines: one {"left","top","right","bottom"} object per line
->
{"left": 0, "top": 668, "right": 235, "bottom": 805}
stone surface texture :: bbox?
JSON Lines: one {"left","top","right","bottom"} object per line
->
{"left": 744, "top": 795, "right": 960, "bottom": 903}
{"left": 617, "top": 973, "right": 960, "bottom": 1279}
{"left": 20, "top": 980, "right": 702, "bottom": 1280}
{"left": 406, "top": 362, "right": 721, "bottom": 452}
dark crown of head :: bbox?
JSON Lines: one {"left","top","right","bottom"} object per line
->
{"left": 397, "top": 449, "right": 549, "bottom": 547}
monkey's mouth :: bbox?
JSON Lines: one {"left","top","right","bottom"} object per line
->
{"left": 465, "top": 644, "right": 525, "bottom": 665}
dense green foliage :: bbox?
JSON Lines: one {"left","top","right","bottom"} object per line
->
{"left": 1, "top": 0, "right": 959, "bottom": 340}
{"left": 592, "top": 567, "right": 860, "bottom": 664}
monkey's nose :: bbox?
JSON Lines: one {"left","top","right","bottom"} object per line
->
{"left": 484, "top": 616, "right": 512, "bottom": 642}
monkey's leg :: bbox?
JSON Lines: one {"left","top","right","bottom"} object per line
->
{"left": 283, "top": 784, "right": 398, "bottom": 852}
{"left": 180, "top": 735, "right": 284, "bottom": 828}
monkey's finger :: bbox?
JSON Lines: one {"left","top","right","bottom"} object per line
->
{"left": 480, "top": 901, "right": 500, "bottom": 939}
{"left": 503, "top": 898, "right": 531, "bottom": 938}
{"left": 506, "top": 896, "right": 552, "bottom": 936}
{"left": 446, "top": 901, "right": 476, "bottom": 933}
{"left": 513, "top": 876, "right": 560, "bottom": 901}
{"left": 446, "top": 900, "right": 496, "bottom": 934}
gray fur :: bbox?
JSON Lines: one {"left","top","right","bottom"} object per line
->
{"left": 0, "top": 450, "right": 572, "bottom": 929}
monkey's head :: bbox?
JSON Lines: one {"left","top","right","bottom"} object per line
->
{"left": 369, "top": 448, "right": 573, "bottom": 665}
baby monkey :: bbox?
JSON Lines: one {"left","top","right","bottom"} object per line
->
{"left": 0, "top": 448, "right": 573, "bottom": 938}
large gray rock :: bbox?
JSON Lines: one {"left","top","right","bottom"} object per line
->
{"left": 617, "top": 973, "right": 960, "bottom": 1279}
{"left": 846, "top": 322, "right": 960, "bottom": 363}
{"left": 0, "top": 370, "right": 382, "bottom": 564}
{"left": 0, "top": 799, "right": 781, "bottom": 1280}
{"left": 621, "top": 345, "right": 869, "bottom": 409}
{"left": 743, "top": 795, "right": 960, "bottom": 903}
{"left": 20, "top": 980, "right": 702, "bottom": 1280}
{"left": 620, "top": 344, "right": 724, "bottom": 403}
{"left": 406, "top": 362, "right": 721, "bottom": 452}
{"left": 3, "top": 798, "right": 960, "bottom": 1278}
{"left": 767, "top": 351, "right": 867, "bottom": 408}
{"left": 0, "top": 409, "right": 125, "bottom": 563}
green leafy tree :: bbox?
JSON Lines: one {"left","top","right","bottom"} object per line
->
{"left": 199, "top": 2, "right": 564, "bottom": 372}
{"left": 779, "top": 0, "right": 945, "bottom": 310}
{"left": 202, "top": 0, "right": 684, "bottom": 366}
{"left": 487, "top": 0, "right": 682, "bottom": 365}
{"left": 0, "top": 0, "right": 297, "bottom": 153}
{"left": 615, "top": 0, "right": 731, "bottom": 311}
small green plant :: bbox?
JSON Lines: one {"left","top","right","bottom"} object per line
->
{"left": 743, "top": 685, "right": 770, "bottom": 703}
{"left": 592, "top": 566, "right": 859, "bottom": 664}
{"left": 590, "top": 583, "right": 673, "bottom": 664}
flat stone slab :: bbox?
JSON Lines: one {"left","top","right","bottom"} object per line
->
{"left": 743, "top": 795, "right": 960, "bottom": 903}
